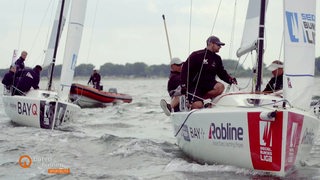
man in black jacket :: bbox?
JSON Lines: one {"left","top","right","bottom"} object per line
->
{"left": 88, "top": 69, "right": 101, "bottom": 90}
{"left": 14, "top": 65, "right": 42, "bottom": 95}
{"left": 15, "top": 51, "right": 27, "bottom": 72}
{"left": 2, "top": 65, "right": 16, "bottom": 90}
{"left": 263, "top": 60, "right": 283, "bottom": 93}
{"left": 181, "top": 36, "right": 237, "bottom": 109}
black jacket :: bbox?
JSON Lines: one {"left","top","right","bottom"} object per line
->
{"left": 181, "top": 48, "right": 233, "bottom": 91}
{"left": 88, "top": 73, "right": 101, "bottom": 85}
{"left": 15, "top": 57, "right": 25, "bottom": 71}
{"left": 2, "top": 71, "right": 15, "bottom": 89}
{"left": 15, "top": 68, "right": 40, "bottom": 92}
{"left": 167, "top": 71, "right": 181, "bottom": 97}
{"left": 263, "top": 74, "right": 283, "bottom": 92}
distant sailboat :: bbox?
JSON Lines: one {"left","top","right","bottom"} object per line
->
{"left": 169, "top": 0, "right": 320, "bottom": 176}
{"left": 2, "top": 0, "right": 87, "bottom": 129}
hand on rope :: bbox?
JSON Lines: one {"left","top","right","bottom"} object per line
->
{"left": 181, "top": 84, "right": 187, "bottom": 95}
{"left": 229, "top": 77, "right": 237, "bottom": 85}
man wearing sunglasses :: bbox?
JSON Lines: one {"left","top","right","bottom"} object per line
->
{"left": 180, "top": 35, "right": 237, "bottom": 109}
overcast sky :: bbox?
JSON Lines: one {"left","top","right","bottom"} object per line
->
{"left": 0, "top": 0, "right": 319, "bottom": 69}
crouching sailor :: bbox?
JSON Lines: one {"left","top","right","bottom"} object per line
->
{"left": 13, "top": 65, "right": 42, "bottom": 95}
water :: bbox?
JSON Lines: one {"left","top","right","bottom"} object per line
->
{"left": 1, "top": 78, "right": 320, "bottom": 180}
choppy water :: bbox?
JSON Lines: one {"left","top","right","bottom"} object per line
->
{"left": 1, "top": 78, "right": 320, "bottom": 180}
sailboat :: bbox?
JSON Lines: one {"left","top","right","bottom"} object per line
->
{"left": 170, "top": 0, "right": 319, "bottom": 176}
{"left": 2, "top": 0, "right": 87, "bottom": 129}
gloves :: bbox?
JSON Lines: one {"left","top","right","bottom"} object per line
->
{"left": 181, "top": 84, "right": 187, "bottom": 95}
{"left": 229, "top": 77, "right": 237, "bottom": 85}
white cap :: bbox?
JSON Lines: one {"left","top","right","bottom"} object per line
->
{"left": 267, "top": 60, "right": 283, "bottom": 71}
{"left": 170, "top": 57, "right": 183, "bottom": 65}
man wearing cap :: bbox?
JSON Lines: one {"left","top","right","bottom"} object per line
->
{"left": 181, "top": 35, "right": 237, "bottom": 109}
{"left": 263, "top": 60, "right": 283, "bottom": 92}
{"left": 160, "top": 57, "right": 184, "bottom": 116}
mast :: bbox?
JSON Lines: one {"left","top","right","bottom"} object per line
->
{"left": 48, "top": 0, "right": 65, "bottom": 90}
{"left": 255, "top": 0, "right": 266, "bottom": 93}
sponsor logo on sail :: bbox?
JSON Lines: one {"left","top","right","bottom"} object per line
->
{"left": 285, "top": 11, "right": 315, "bottom": 44}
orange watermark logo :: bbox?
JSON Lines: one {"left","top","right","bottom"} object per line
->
{"left": 19, "top": 155, "right": 32, "bottom": 168}
{"left": 48, "top": 168, "right": 70, "bottom": 174}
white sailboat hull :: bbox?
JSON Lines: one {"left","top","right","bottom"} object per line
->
{"left": 3, "top": 89, "right": 80, "bottom": 129}
{"left": 171, "top": 93, "right": 320, "bottom": 176}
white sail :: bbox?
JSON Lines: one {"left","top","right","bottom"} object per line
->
{"left": 236, "top": 0, "right": 268, "bottom": 58}
{"left": 59, "top": 0, "right": 87, "bottom": 100}
{"left": 43, "top": 0, "right": 70, "bottom": 68}
{"left": 283, "top": 0, "right": 316, "bottom": 110}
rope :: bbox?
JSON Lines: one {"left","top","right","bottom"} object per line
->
{"left": 29, "top": 0, "right": 54, "bottom": 64}
{"left": 18, "top": 0, "right": 28, "bottom": 50}
{"left": 86, "top": 0, "right": 100, "bottom": 62}
{"left": 174, "top": 109, "right": 199, "bottom": 137}
{"left": 228, "top": 0, "right": 237, "bottom": 60}
{"left": 208, "top": 0, "right": 222, "bottom": 35}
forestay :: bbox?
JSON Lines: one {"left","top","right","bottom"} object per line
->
{"left": 59, "top": 0, "right": 87, "bottom": 101}
{"left": 283, "top": 0, "right": 316, "bottom": 110}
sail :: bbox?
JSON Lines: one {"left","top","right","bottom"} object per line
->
{"left": 283, "top": 0, "right": 316, "bottom": 110}
{"left": 59, "top": 0, "right": 87, "bottom": 100}
{"left": 43, "top": 0, "right": 70, "bottom": 68}
{"left": 236, "top": 0, "right": 268, "bottom": 57}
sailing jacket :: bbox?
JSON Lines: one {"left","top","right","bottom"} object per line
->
{"left": 263, "top": 74, "right": 283, "bottom": 92}
{"left": 181, "top": 48, "right": 233, "bottom": 93}
{"left": 167, "top": 71, "right": 181, "bottom": 97}
{"left": 1, "top": 71, "right": 15, "bottom": 90}
{"left": 15, "top": 57, "right": 25, "bottom": 71}
{"left": 14, "top": 68, "right": 40, "bottom": 93}
{"left": 88, "top": 73, "right": 101, "bottom": 89}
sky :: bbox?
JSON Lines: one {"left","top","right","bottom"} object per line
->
{"left": 0, "top": 0, "right": 319, "bottom": 69}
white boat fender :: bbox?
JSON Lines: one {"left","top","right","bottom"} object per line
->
{"left": 259, "top": 111, "right": 277, "bottom": 121}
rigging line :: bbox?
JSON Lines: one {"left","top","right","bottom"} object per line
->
{"left": 86, "top": 0, "right": 100, "bottom": 62}
{"left": 174, "top": 109, "right": 199, "bottom": 137}
{"left": 187, "top": 0, "right": 193, "bottom": 55}
{"left": 29, "top": 0, "right": 55, "bottom": 64}
{"left": 18, "top": 0, "right": 28, "bottom": 50}
{"left": 278, "top": 29, "right": 284, "bottom": 60}
{"left": 228, "top": 0, "right": 237, "bottom": 60}
{"left": 186, "top": 0, "right": 193, "bottom": 104}
{"left": 209, "top": 0, "right": 222, "bottom": 35}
